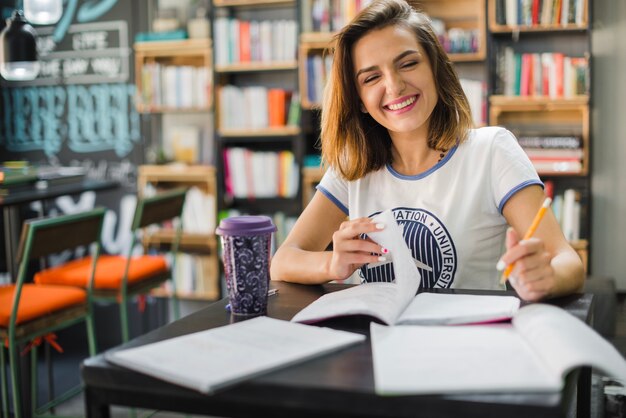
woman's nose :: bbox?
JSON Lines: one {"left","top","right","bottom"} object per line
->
{"left": 385, "top": 72, "right": 406, "bottom": 96}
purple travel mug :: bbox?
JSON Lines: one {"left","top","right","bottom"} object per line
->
{"left": 216, "top": 216, "right": 277, "bottom": 316}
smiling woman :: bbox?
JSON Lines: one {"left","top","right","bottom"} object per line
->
{"left": 270, "top": 0, "right": 584, "bottom": 303}
{"left": 352, "top": 25, "right": 441, "bottom": 175}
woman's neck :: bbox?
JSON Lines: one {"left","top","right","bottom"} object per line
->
{"left": 390, "top": 131, "right": 441, "bottom": 176}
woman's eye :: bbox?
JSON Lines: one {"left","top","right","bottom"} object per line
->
{"left": 401, "top": 61, "right": 417, "bottom": 69}
{"left": 363, "top": 74, "right": 379, "bottom": 84}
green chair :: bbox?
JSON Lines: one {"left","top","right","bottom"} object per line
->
{"left": 34, "top": 188, "right": 186, "bottom": 343}
{"left": 0, "top": 208, "right": 105, "bottom": 418}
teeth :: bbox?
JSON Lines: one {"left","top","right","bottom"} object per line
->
{"left": 388, "top": 96, "right": 416, "bottom": 110}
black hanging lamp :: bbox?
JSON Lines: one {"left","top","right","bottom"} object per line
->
{"left": 0, "top": 9, "right": 40, "bottom": 81}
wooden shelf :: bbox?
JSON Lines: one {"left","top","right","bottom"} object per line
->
{"left": 143, "top": 230, "right": 217, "bottom": 254}
{"left": 134, "top": 39, "right": 212, "bottom": 56}
{"left": 213, "top": 0, "right": 294, "bottom": 7}
{"left": 134, "top": 39, "right": 213, "bottom": 111}
{"left": 219, "top": 126, "right": 300, "bottom": 137}
{"left": 490, "top": 24, "right": 588, "bottom": 33}
{"left": 215, "top": 61, "right": 298, "bottom": 73}
{"left": 136, "top": 106, "right": 212, "bottom": 114}
{"left": 490, "top": 95, "right": 589, "bottom": 108}
{"left": 417, "top": 0, "right": 486, "bottom": 61}
{"left": 446, "top": 52, "right": 486, "bottom": 62}
{"left": 138, "top": 165, "right": 217, "bottom": 195}
{"left": 300, "top": 32, "right": 334, "bottom": 45}
{"left": 490, "top": 97, "right": 589, "bottom": 177}
{"left": 138, "top": 165, "right": 220, "bottom": 301}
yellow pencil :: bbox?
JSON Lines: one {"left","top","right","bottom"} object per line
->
{"left": 499, "top": 197, "right": 552, "bottom": 284}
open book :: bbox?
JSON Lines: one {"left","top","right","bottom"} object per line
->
{"left": 291, "top": 210, "right": 520, "bottom": 325}
{"left": 106, "top": 316, "right": 364, "bottom": 394}
{"left": 371, "top": 303, "right": 626, "bottom": 395}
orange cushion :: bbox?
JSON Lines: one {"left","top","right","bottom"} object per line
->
{"left": 0, "top": 284, "right": 87, "bottom": 327}
{"left": 34, "top": 255, "right": 168, "bottom": 290}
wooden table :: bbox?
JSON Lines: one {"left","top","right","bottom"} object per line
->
{"left": 82, "top": 282, "right": 594, "bottom": 418}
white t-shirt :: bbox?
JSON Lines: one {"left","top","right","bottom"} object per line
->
{"left": 317, "top": 127, "right": 543, "bottom": 290}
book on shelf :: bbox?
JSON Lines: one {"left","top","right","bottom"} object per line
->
{"left": 182, "top": 186, "right": 216, "bottom": 235}
{"left": 371, "top": 303, "right": 626, "bottom": 395}
{"left": 223, "top": 148, "right": 298, "bottom": 199}
{"left": 218, "top": 85, "right": 295, "bottom": 130}
{"left": 496, "top": 48, "right": 588, "bottom": 97}
{"left": 287, "top": 92, "right": 301, "bottom": 126}
{"left": 460, "top": 78, "right": 486, "bottom": 127}
{"left": 302, "top": 0, "right": 369, "bottom": 33}
{"left": 140, "top": 64, "right": 210, "bottom": 109}
{"left": 291, "top": 210, "right": 521, "bottom": 326}
{"left": 530, "top": 159, "right": 583, "bottom": 174}
{"left": 214, "top": 17, "right": 297, "bottom": 66}
{"left": 170, "top": 253, "right": 217, "bottom": 298}
{"left": 518, "top": 136, "right": 585, "bottom": 174}
{"left": 268, "top": 89, "right": 287, "bottom": 127}
{"left": 107, "top": 316, "right": 365, "bottom": 394}
{"left": 550, "top": 188, "right": 582, "bottom": 241}
{"left": 431, "top": 20, "right": 480, "bottom": 55}
{"left": 496, "top": 0, "right": 586, "bottom": 26}
{"left": 561, "top": 188, "right": 581, "bottom": 241}
{"left": 517, "top": 135, "right": 582, "bottom": 149}
{"left": 523, "top": 148, "right": 583, "bottom": 159}
{"left": 305, "top": 53, "right": 332, "bottom": 104}
{"left": 169, "top": 126, "right": 201, "bottom": 164}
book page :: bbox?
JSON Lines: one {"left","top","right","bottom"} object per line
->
{"left": 371, "top": 322, "right": 559, "bottom": 395}
{"left": 367, "top": 209, "right": 421, "bottom": 308}
{"left": 396, "top": 293, "right": 521, "bottom": 325}
{"left": 291, "top": 282, "right": 401, "bottom": 324}
{"left": 107, "top": 316, "right": 365, "bottom": 394}
{"left": 513, "top": 304, "right": 626, "bottom": 384}
{"left": 291, "top": 209, "right": 421, "bottom": 324}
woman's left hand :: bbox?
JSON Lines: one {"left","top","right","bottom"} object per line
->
{"left": 499, "top": 227, "right": 556, "bottom": 302}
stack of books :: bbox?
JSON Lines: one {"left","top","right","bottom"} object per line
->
{"left": 518, "top": 135, "right": 583, "bottom": 175}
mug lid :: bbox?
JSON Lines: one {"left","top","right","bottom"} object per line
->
{"left": 216, "top": 215, "right": 277, "bottom": 236}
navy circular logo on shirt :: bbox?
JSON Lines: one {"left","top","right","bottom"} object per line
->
{"left": 360, "top": 207, "right": 457, "bottom": 288}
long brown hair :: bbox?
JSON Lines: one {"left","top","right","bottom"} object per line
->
{"left": 321, "top": 0, "right": 473, "bottom": 181}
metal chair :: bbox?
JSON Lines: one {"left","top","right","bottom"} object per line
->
{"left": 34, "top": 188, "right": 186, "bottom": 342}
{"left": 0, "top": 208, "right": 105, "bottom": 418}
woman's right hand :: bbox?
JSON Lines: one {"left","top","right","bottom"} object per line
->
{"left": 328, "top": 217, "right": 388, "bottom": 281}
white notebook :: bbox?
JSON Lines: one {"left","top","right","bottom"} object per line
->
{"left": 396, "top": 292, "right": 520, "bottom": 325}
{"left": 107, "top": 316, "right": 365, "bottom": 394}
{"left": 371, "top": 303, "right": 626, "bottom": 395}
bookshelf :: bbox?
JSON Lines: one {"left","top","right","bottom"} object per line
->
{"left": 487, "top": 0, "right": 591, "bottom": 270}
{"left": 212, "top": 0, "right": 302, "bottom": 217}
{"left": 134, "top": 38, "right": 214, "bottom": 168}
{"left": 137, "top": 165, "right": 220, "bottom": 300}
{"left": 134, "top": 39, "right": 213, "bottom": 114}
